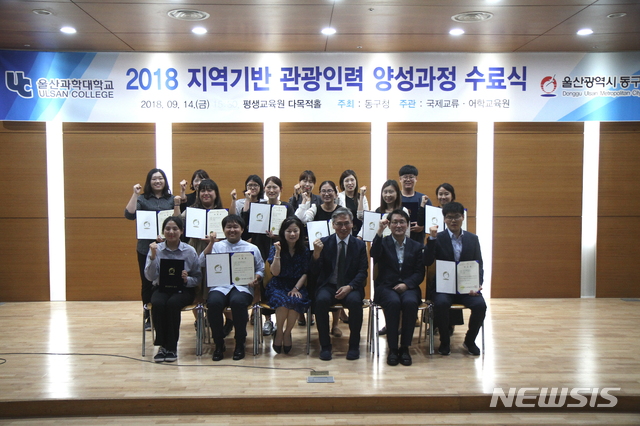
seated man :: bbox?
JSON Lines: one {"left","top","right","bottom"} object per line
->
{"left": 371, "top": 209, "right": 425, "bottom": 366}
{"left": 201, "top": 214, "right": 264, "bottom": 361}
{"left": 424, "top": 201, "right": 486, "bottom": 356}
{"left": 311, "top": 207, "right": 368, "bottom": 361}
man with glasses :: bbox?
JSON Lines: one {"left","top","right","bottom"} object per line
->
{"left": 424, "top": 202, "right": 486, "bottom": 356}
{"left": 398, "top": 165, "right": 431, "bottom": 243}
{"left": 371, "top": 209, "right": 425, "bottom": 366}
{"left": 311, "top": 207, "right": 368, "bottom": 361}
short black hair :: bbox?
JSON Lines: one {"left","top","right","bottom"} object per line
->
{"left": 386, "top": 209, "right": 410, "bottom": 223}
{"left": 398, "top": 165, "right": 418, "bottom": 177}
{"left": 222, "top": 214, "right": 245, "bottom": 230}
{"left": 442, "top": 201, "right": 465, "bottom": 217}
{"left": 162, "top": 215, "right": 184, "bottom": 231}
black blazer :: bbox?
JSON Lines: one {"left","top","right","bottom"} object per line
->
{"left": 370, "top": 234, "right": 425, "bottom": 293}
{"left": 310, "top": 234, "right": 368, "bottom": 298}
{"left": 424, "top": 230, "right": 484, "bottom": 287}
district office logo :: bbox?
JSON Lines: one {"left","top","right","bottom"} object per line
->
{"left": 540, "top": 75, "right": 557, "bottom": 97}
{"left": 5, "top": 71, "right": 33, "bottom": 98}
{"left": 490, "top": 387, "right": 619, "bottom": 408}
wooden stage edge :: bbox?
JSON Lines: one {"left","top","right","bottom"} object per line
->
{"left": 2, "top": 395, "right": 640, "bottom": 419}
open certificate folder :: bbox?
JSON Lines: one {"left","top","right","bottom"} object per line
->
{"left": 185, "top": 207, "right": 228, "bottom": 239}
{"left": 361, "top": 211, "right": 391, "bottom": 242}
{"left": 306, "top": 219, "right": 335, "bottom": 250}
{"left": 435, "top": 260, "right": 481, "bottom": 294}
{"left": 136, "top": 210, "right": 174, "bottom": 240}
{"left": 247, "top": 203, "right": 288, "bottom": 234}
{"left": 206, "top": 252, "right": 255, "bottom": 287}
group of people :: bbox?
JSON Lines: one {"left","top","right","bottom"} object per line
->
{"left": 124, "top": 165, "right": 486, "bottom": 366}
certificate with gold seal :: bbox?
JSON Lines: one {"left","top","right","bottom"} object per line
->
{"left": 206, "top": 252, "right": 255, "bottom": 287}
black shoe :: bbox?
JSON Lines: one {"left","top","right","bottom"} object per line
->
{"left": 319, "top": 346, "right": 332, "bottom": 361}
{"left": 284, "top": 344, "right": 292, "bottom": 354}
{"left": 438, "top": 343, "right": 450, "bottom": 356}
{"left": 379, "top": 326, "right": 387, "bottom": 335}
{"left": 463, "top": 341, "right": 481, "bottom": 356}
{"left": 233, "top": 344, "right": 245, "bottom": 360}
{"left": 386, "top": 349, "right": 399, "bottom": 366}
{"left": 263, "top": 319, "right": 275, "bottom": 336}
{"left": 272, "top": 342, "right": 282, "bottom": 354}
{"left": 346, "top": 348, "right": 360, "bottom": 360}
{"left": 212, "top": 344, "right": 226, "bottom": 361}
{"left": 298, "top": 317, "right": 306, "bottom": 326}
{"left": 145, "top": 317, "right": 152, "bottom": 331}
{"left": 223, "top": 319, "right": 234, "bottom": 337}
{"left": 310, "top": 316, "right": 315, "bottom": 326}
{"left": 399, "top": 346, "right": 412, "bottom": 366}
{"left": 154, "top": 347, "right": 166, "bottom": 363}
{"left": 164, "top": 350, "right": 177, "bottom": 363}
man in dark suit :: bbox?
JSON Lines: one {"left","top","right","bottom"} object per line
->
{"left": 311, "top": 207, "right": 368, "bottom": 361}
{"left": 424, "top": 201, "right": 486, "bottom": 356}
{"left": 371, "top": 209, "right": 425, "bottom": 366}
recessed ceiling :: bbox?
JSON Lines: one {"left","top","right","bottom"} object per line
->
{"left": 0, "top": 0, "right": 638, "bottom": 53}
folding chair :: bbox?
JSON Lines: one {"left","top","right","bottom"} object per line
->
{"left": 141, "top": 302, "right": 205, "bottom": 357}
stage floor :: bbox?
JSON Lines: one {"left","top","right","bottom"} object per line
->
{"left": 0, "top": 298, "right": 639, "bottom": 424}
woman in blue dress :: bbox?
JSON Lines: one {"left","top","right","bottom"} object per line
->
{"left": 266, "top": 216, "right": 311, "bottom": 354}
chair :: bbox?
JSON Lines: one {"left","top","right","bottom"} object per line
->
{"left": 141, "top": 302, "right": 206, "bottom": 357}
{"left": 369, "top": 299, "right": 434, "bottom": 357}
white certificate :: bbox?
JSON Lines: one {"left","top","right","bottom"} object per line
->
{"left": 425, "top": 205, "right": 444, "bottom": 234}
{"left": 248, "top": 202, "right": 271, "bottom": 234}
{"left": 136, "top": 210, "right": 158, "bottom": 240}
{"left": 457, "top": 260, "right": 480, "bottom": 293}
{"left": 230, "top": 252, "right": 255, "bottom": 286}
{"left": 185, "top": 207, "right": 207, "bottom": 239}
{"left": 269, "top": 205, "right": 288, "bottom": 234}
{"left": 207, "top": 209, "right": 228, "bottom": 237}
{"left": 205, "top": 253, "right": 231, "bottom": 287}
{"left": 362, "top": 210, "right": 381, "bottom": 242}
{"left": 156, "top": 209, "right": 175, "bottom": 238}
{"left": 307, "top": 220, "right": 330, "bottom": 250}
{"left": 436, "top": 260, "right": 457, "bottom": 294}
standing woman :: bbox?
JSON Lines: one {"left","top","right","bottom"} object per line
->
{"left": 230, "top": 174, "right": 264, "bottom": 242}
{"left": 178, "top": 169, "right": 210, "bottom": 213}
{"left": 337, "top": 169, "right": 369, "bottom": 236}
{"left": 295, "top": 180, "right": 339, "bottom": 224}
{"left": 145, "top": 216, "right": 202, "bottom": 362}
{"left": 377, "top": 180, "right": 406, "bottom": 215}
{"left": 266, "top": 216, "right": 311, "bottom": 354}
{"left": 179, "top": 178, "right": 223, "bottom": 255}
{"left": 124, "top": 168, "right": 176, "bottom": 330}
{"left": 288, "top": 170, "right": 322, "bottom": 211}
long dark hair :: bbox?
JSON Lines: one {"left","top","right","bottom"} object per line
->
{"left": 143, "top": 168, "right": 171, "bottom": 199}
{"left": 190, "top": 169, "right": 210, "bottom": 190}
{"left": 278, "top": 216, "right": 306, "bottom": 255}
{"left": 192, "top": 179, "right": 223, "bottom": 209}
{"left": 379, "top": 180, "right": 402, "bottom": 211}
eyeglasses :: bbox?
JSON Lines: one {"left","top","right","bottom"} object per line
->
{"left": 246, "top": 184, "right": 260, "bottom": 189}
{"left": 400, "top": 175, "right": 416, "bottom": 181}
{"left": 333, "top": 221, "right": 352, "bottom": 228}
{"left": 444, "top": 215, "right": 463, "bottom": 221}
{"left": 390, "top": 220, "right": 407, "bottom": 226}
{"left": 320, "top": 189, "right": 335, "bottom": 194}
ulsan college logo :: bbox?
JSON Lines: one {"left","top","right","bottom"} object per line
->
{"left": 540, "top": 75, "right": 557, "bottom": 97}
{"left": 5, "top": 71, "right": 33, "bottom": 98}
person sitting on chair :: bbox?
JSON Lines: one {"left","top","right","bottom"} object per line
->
{"left": 424, "top": 201, "right": 486, "bottom": 356}
{"left": 201, "top": 214, "right": 264, "bottom": 361}
{"left": 311, "top": 207, "right": 368, "bottom": 361}
{"left": 371, "top": 209, "right": 425, "bottom": 366}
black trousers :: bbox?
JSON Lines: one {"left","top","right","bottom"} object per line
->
{"left": 150, "top": 288, "right": 195, "bottom": 352}
{"left": 315, "top": 285, "right": 363, "bottom": 349}
{"left": 137, "top": 251, "right": 154, "bottom": 305}
{"left": 433, "top": 292, "right": 486, "bottom": 346}
{"left": 376, "top": 286, "right": 421, "bottom": 350}
{"left": 207, "top": 288, "right": 253, "bottom": 347}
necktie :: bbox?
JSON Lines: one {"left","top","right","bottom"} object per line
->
{"left": 337, "top": 240, "right": 346, "bottom": 287}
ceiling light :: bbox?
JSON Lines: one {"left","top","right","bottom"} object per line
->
{"left": 451, "top": 11, "right": 493, "bottom": 23}
{"left": 321, "top": 27, "right": 337, "bottom": 35}
{"left": 607, "top": 12, "right": 627, "bottom": 19}
{"left": 167, "top": 9, "right": 210, "bottom": 21}
{"left": 192, "top": 27, "right": 207, "bottom": 35}
{"left": 449, "top": 29, "right": 465, "bottom": 36}
{"left": 577, "top": 28, "right": 594, "bottom": 36}
{"left": 60, "top": 27, "right": 76, "bottom": 34}
{"left": 32, "top": 9, "right": 53, "bottom": 16}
